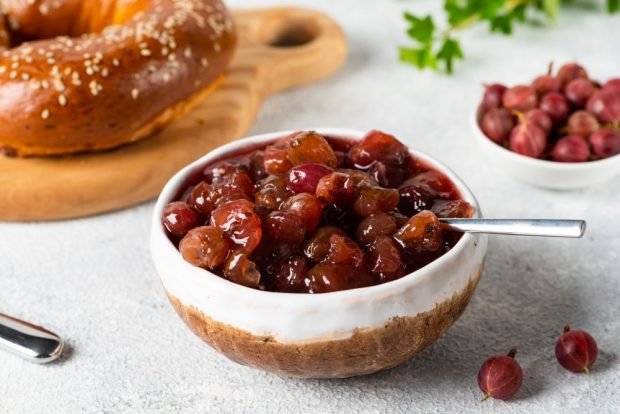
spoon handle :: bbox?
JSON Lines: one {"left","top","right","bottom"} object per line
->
{"left": 439, "top": 219, "right": 586, "bottom": 238}
{"left": 0, "top": 313, "right": 64, "bottom": 363}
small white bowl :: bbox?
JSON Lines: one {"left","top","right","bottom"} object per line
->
{"left": 471, "top": 111, "right": 620, "bottom": 190}
{"left": 151, "top": 128, "right": 488, "bottom": 378}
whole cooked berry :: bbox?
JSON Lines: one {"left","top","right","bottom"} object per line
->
{"left": 163, "top": 201, "right": 202, "bottom": 238}
{"left": 315, "top": 172, "right": 356, "bottom": 204}
{"left": 249, "top": 151, "right": 268, "bottom": 182}
{"left": 179, "top": 226, "right": 231, "bottom": 269}
{"left": 203, "top": 161, "right": 248, "bottom": 184}
{"left": 188, "top": 181, "right": 217, "bottom": 216}
{"left": 551, "top": 135, "right": 590, "bottom": 163}
{"left": 288, "top": 131, "right": 338, "bottom": 167}
{"left": 281, "top": 193, "right": 323, "bottom": 231}
{"left": 431, "top": 200, "right": 474, "bottom": 218}
{"left": 263, "top": 140, "right": 293, "bottom": 175}
{"left": 265, "top": 211, "right": 306, "bottom": 244}
{"left": 555, "top": 325, "right": 598, "bottom": 374}
{"left": 480, "top": 108, "right": 515, "bottom": 144}
{"left": 356, "top": 212, "right": 398, "bottom": 245}
{"left": 509, "top": 122, "right": 547, "bottom": 158}
{"left": 393, "top": 210, "right": 443, "bottom": 254}
{"left": 367, "top": 235, "right": 403, "bottom": 275}
{"left": 254, "top": 175, "right": 291, "bottom": 213}
{"left": 477, "top": 349, "right": 523, "bottom": 401}
{"left": 303, "top": 226, "right": 346, "bottom": 262}
{"left": 306, "top": 263, "right": 376, "bottom": 293}
{"left": 271, "top": 255, "right": 310, "bottom": 293}
{"left": 589, "top": 128, "right": 620, "bottom": 158}
{"left": 210, "top": 199, "right": 262, "bottom": 254}
{"left": 223, "top": 251, "right": 261, "bottom": 288}
{"left": 400, "top": 170, "right": 454, "bottom": 199}
{"left": 353, "top": 185, "right": 400, "bottom": 217}
{"left": 349, "top": 130, "right": 409, "bottom": 168}
{"left": 367, "top": 161, "right": 406, "bottom": 188}
{"left": 324, "top": 234, "right": 365, "bottom": 266}
{"left": 502, "top": 85, "right": 538, "bottom": 112}
{"left": 288, "top": 163, "right": 333, "bottom": 194}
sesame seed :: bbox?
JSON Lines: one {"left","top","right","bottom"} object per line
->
{"left": 131, "top": 89, "right": 139, "bottom": 99}
{"left": 58, "top": 95, "right": 67, "bottom": 106}
{"left": 41, "top": 109, "right": 50, "bottom": 119}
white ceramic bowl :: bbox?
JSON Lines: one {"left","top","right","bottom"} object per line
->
{"left": 151, "top": 128, "right": 488, "bottom": 378}
{"left": 471, "top": 111, "right": 620, "bottom": 190}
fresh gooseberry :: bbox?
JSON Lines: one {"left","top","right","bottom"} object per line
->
{"left": 288, "top": 163, "right": 333, "bottom": 194}
{"left": 555, "top": 325, "right": 598, "bottom": 374}
{"left": 349, "top": 130, "right": 409, "bottom": 168}
{"left": 525, "top": 109, "right": 553, "bottom": 133}
{"left": 162, "top": 201, "right": 202, "bottom": 239}
{"left": 509, "top": 122, "right": 547, "bottom": 158}
{"left": 587, "top": 89, "right": 620, "bottom": 124}
{"left": 210, "top": 199, "right": 262, "bottom": 254}
{"left": 566, "top": 111, "right": 599, "bottom": 137}
{"left": 589, "top": 128, "right": 620, "bottom": 158}
{"left": 480, "top": 108, "right": 515, "bottom": 144}
{"left": 502, "top": 85, "right": 538, "bottom": 112}
{"left": 532, "top": 74, "right": 562, "bottom": 95}
{"left": 482, "top": 83, "right": 507, "bottom": 110}
{"left": 477, "top": 348, "right": 523, "bottom": 401}
{"left": 539, "top": 92, "right": 570, "bottom": 122}
{"left": 602, "top": 78, "right": 620, "bottom": 94}
{"left": 565, "top": 78, "right": 596, "bottom": 108}
{"left": 179, "top": 226, "right": 231, "bottom": 269}
{"left": 556, "top": 63, "right": 588, "bottom": 86}
{"left": 288, "top": 131, "right": 338, "bottom": 168}
{"left": 551, "top": 135, "right": 590, "bottom": 163}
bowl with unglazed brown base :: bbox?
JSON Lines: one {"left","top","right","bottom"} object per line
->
{"left": 150, "top": 128, "right": 488, "bottom": 379}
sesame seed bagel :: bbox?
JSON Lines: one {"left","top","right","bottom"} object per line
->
{"left": 0, "top": 0, "right": 236, "bottom": 156}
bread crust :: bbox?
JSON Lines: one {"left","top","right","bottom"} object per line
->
{"left": 0, "top": 0, "right": 236, "bottom": 156}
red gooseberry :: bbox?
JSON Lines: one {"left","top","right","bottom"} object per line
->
{"left": 162, "top": 201, "right": 202, "bottom": 239}
{"left": 556, "top": 63, "right": 588, "bottom": 86}
{"left": 565, "top": 78, "right": 596, "bottom": 108}
{"left": 502, "top": 85, "right": 538, "bottom": 112}
{"left": 482, "top": 83, "right": 507, "bottom": 110}
{"left": 589, "top": 128, "right": 620, "bottom": 159}
{"left": 587, "top": 89, "right": 620, "bottom": 124}
{"left": 539, "top": 92, "right": 570, "bottom": 122}
{"left": 566, "top": 110, "right": 599, "bottom": 137}
{"left": 551, "top": 135, "right": 590, "bottom": 163}
{"left": 555, "top": 325, "right": 598, "bottom": 374}
{"left": 480, "top": 108, "right": 515, "bottom": 144}
{"left": 509, "top": 122, "right": 547, "bottom": 158}
{"left": 477, "top": 348, "right": 523, "bottom": 401}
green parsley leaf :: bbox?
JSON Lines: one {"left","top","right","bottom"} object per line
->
{"left": 436, "top": 38, "right": 464, "bottom": 74}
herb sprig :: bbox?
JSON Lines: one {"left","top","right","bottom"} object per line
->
{"left": 400, "top": 0, "right": 619, "bottom": 74}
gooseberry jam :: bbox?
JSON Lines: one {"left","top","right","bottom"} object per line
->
{"left": 163, "top": 130, "right": 473, "bottom": 293}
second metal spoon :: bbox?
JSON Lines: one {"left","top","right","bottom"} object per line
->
{"left": 439, "top": 219, "right": 586, "bottom": 238}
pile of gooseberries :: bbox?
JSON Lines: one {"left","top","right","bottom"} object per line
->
{"left": 479, "top": 63, "right": 620, "bottom": 162}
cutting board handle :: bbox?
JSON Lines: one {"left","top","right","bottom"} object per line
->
{"left": 233, "top": 7, "right": 347, "bottom": 96}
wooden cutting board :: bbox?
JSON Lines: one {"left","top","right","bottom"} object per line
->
{"left": 0, "top": 7, "right": 347, "bottom": 221}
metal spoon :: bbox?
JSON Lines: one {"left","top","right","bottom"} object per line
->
{"left": 0, "top": 313, "right": 64, "bottom": 363}
{"left": 440, "top": 219, "right": 586, "bottom": 238}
